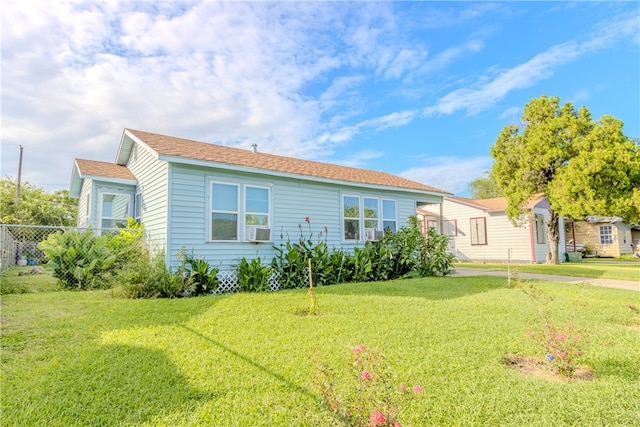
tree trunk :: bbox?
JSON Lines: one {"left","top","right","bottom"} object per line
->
{"left": 546, "top": 208, "right": 560, "bottom": 265}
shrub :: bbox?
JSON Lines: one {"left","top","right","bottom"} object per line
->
{"left": 181, "top": 250, "right": 220, "bottom": 296}
{"left": 38, "top": 229, "right": 117, "bottom": 290}
{"left": 238, "top": 256, "right": 271, "bottom": 293}
{"left": 314, "top": 345, "right": 423, "bottom": 426}
{"left": 118, "top": 251, "right": 193, "bottom": 299}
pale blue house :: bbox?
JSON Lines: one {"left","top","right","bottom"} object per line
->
{"left": 70, "top": 128, "right": 450, "bottom": 270}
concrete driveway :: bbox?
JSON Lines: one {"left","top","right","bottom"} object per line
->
{"left": 451, "top": 267, "right": 640, "bottom": 292}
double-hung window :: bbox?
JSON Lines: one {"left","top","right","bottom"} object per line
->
{"left": 382, "top": 199, "right": 397, "bottom": 232}
{"left": 99, "top": 191, "right": 132, "bottom": 230}
{"left": 245, "top": 186, "right": 269, "bottom": 227}
{"left": 342, "top": 195, "right": 397, "bottom": 240}
{"left": 343, "top": 195, "right": 360, "bottom": 240}
{"left": 599, "top": 225, "right": 613, "bottom": 245}
{"left": 470, "top": 217, "right": 487, "bottom": 245}
{"left": 211, "top": 183, "right": 239, "bottom": 241}
{"left": 209, "top": 182, "right": 271, "bottom": 241}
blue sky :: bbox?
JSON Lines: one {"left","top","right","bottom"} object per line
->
{"left": 1, "top": 1, "right": 638, "bottom": 196}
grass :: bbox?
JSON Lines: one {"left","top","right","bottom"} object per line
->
{"left": 2, "top": 276, "right": 639, "bottom": 426}
{"left": 0, "top": 265, "right": 60, "bottom": 294}
{"left": 457, "top": 260, "right": 640, "bottom": 282}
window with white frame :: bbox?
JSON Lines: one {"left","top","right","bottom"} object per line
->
{"left": 599, "top": 225, "right": 613, "bottom": 245}
{"left": 382, "top": 199, "right": 396, "bottom": 232}
{"left": 210, "top": 182, "right": 239, "bottom": 241}
{"left": 343, "top": 195, "right": 360, "bottom": 240}
{"left": 364, "top": 197, "right": 379, "bottom": 230}
{"left": 245, "top": 186, "right": 269, "bottom": 227}
{"left": 342, "top": 195, "right": 397, "bottom": 240}
{"left": 134, "top": 189, "right": 143, "bottom": 224}
{"left": 535, "top": 214, "right": 546, "bottom": 244}
{"left": 99, "top": 191, "right": 132, "bottom": 230}
{"left": 470, "top": 217, "right": 487, "bottom": 245}
{"left": 209, "top": 182, "right": 271, "bottom": 241}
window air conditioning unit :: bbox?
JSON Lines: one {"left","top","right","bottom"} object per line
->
{"left": 364, "top": 228, "right": 384, "bottom": 242}
{"left": 247, "top": 227, "right": 271, "bottom": 242}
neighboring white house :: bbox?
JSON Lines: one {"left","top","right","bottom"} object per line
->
{"left": 70, "top": 128, "right": 451, "bottom": 270}
{"left": 418, "top": 195, "right": 566, "bottom": 263}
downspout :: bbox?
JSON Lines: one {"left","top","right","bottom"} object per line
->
{"left": 439, "top": 202, "right": 444, "bottom": 235}
{"left": 529, "top": 213, "right": 536, "bottom": 264}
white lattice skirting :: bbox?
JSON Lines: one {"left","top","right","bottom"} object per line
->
{"left": 214, "top": 269, "right": 301, "bottom": 294}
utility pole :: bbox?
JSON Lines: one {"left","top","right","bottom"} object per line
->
{"left": 16, "top": 145, "right": 23, "bottom": 222}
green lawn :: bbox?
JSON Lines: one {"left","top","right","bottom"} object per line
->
{"left": 2, "top": 276, "right": 639, "bottom": 426}
{"left": 457, "top": 261, "right": 640, "bottom": 282}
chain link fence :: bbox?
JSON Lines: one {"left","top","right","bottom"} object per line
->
{"left": 0, "top": 224, "right": 150, "bottom": 285}
{"left": 0, "top": 224, "right": 288, "bottom": 294}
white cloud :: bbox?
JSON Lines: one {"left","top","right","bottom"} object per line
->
{"left": 423, "top": 13, "right": 639, "bottom": 117}
{"left": 498, "top": 106, "right": 521, "bottom": 121}
{"left": 400, "top": 156, "right": 493, "bottom": 195}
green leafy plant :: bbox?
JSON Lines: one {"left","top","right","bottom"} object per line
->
{"left": 38, "top": 229, "right": 117, "bottom": 290}
{"left": 181, "top": 249, "right": 220, "bottom": 296}
{"left": 237, "top": 256, "right": 271, "bottom": 292}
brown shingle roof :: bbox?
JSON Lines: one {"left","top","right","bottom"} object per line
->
{"left": 447, "top": 194, "right": 546, "bottom": 212}
{"left": 126, "top": 129, "right": 449, "bottom": 194}
{"left": 75, "top": 159, "right": 136, "bottom": 181}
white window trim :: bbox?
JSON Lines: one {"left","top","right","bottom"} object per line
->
{"left": 208, "top": 181, "right": 241, "bottom": 242}
{"left": 97, "top": 189, "right": 134, "bottom": 231}
{"left": 599, "top": 225, "right": 613, "bottom": 245}
{"left": 381, "top": 198, "right": 397, "bottom": 233}
{"left": 134, "top": 187, "right": 143, "bottom": 224}
{"left": 244, "top": 184, "right": 272, "bottom": 235}
{"left": 341, "top": 194, "right": 397, "bottom": 242}
{"left": 207, "top": 179, "right": 272, "bottom": 243}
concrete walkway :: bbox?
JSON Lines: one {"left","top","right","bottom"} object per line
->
{"left": 451, "top": 267, "right": 640, "bottom": 292}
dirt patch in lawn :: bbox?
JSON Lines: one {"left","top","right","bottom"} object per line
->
{"left": 503, "top": 354, "right": 594, "bottom": 382}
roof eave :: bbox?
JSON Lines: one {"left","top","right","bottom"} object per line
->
{"left": 159, "top": 154, "right": 449, "bottom": 197}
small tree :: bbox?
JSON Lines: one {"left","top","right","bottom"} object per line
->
{"left": 467, "top": 170, "right": 503, "bottom": 199}
{"left": 491, "top": 95, "right": 639, "bottom": 264}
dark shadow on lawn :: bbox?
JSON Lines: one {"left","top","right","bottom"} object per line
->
{"left": 315, "top": 275, "right": 507, "bottom": 300}
{"left": 5, "top": 344, "right": 209, "bottom": 426}
{"left": 181, "top": 325, "right": 316, "bottom": 400}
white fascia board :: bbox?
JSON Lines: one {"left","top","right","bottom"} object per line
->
{"left": 115, "top": 130, "right": 161, "bottom": 165}
{"left": 81, "top": 174, "right": 137, "bottom": 186}
{"left": 158, "top": 154, "right": 446, "bottom": 198}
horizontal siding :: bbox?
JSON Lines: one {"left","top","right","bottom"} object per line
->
{"left": 166, "top": 164, "right": 441, "bottom": 269}
{"left": 127, "top": 142, "right": 169, "bottom": 250}
{"left": 444, "top": 200, "right": 533, "bottom": 263}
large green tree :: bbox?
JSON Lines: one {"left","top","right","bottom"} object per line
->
{"left": 491, "top": 95, "right": 640, "bottom": 264}
{"left": 467, "top": 170, "right": 504, "bottom": 199}
{"left": 0, "top": 176, "right": 77, "bottom": 226}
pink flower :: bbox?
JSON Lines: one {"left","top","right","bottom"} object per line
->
{"left": 305, "top": 216, "right": 310, "bottom": 223}
{"left": 361, "top": 371, "right": 372, "bottom": 381}
{"left": 412, "top": 385, "right": 423, "bottom": 393}
{"left": 353, "top": 344, "right": 366, "bottom": 354}
{"left": 576, "top": 350, "right": 583, "bottom": 356}
{"left": 354, "top": 357, "right": 362, "bottom": 366}
{"left": 399, "top": 383, "right": 407, "bottom": 392}
{"left": 555, "top": 334, "right": 566, "bottom": 342}
{"left": 526, "top": 331, "right": 533, "bottom": 337}
{"left": 560, "top": 352, "right": 567, "bottom": 359}
{"left": 369, "top": 409, "right": 386, "bottom": 426}
{"left": 574, "top": 334, "right": 581, "bottom": 340}
{"left": 394, "top": 423, "right": 402, "bottom": 427}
